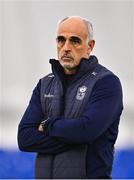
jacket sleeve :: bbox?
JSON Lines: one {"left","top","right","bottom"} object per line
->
{"left": 46, "top": 75, "right": 123, "bottom": 144}
{"left": 17, "top": 80, "right": 71, "bottom": 154}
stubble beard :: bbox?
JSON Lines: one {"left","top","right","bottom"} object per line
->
{"left": 59, "top": 59, "right": 78, "bottom": 74}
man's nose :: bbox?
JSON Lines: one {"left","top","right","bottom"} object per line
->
{"left": 63, "top": 40, "right": 71, "bottom": 51}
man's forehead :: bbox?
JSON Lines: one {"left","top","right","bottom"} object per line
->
{"left": 57, "top": 18, "right": 87, "bottom": 39}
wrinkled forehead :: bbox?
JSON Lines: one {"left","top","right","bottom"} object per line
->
{"left": 57, "top": 18, "right": 88, "bottom": 39}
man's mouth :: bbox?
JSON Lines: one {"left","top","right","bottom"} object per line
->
{"left": 61, "top": 56, "right": 73, "bottom": 61}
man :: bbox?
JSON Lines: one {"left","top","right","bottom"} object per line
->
{"left": 18, "top": 16, "right": 123, "bottom": 179}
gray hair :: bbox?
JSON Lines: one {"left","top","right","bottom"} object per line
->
{"left": 57, "top": 16, "right": 94, "bottom": 41}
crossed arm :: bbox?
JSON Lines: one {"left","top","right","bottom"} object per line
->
{"left": 18, "top": 75, "right": 123, "bottom": 154}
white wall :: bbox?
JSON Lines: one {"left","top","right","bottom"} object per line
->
{"left": 0, "top": 0, "right": 134, "bottom": 149}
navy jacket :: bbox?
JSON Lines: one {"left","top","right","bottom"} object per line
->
{"left": 18, "top": 55, "right": 123, "bottom": 178}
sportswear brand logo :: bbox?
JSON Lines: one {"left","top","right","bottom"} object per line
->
{"left": 76, "top": 86, "right": 87, "bottom": 100}
{"left": 44, "top": 94, "right": 54, "bottom": 98}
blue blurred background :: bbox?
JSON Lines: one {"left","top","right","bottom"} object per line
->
{"left": 0, "top": 149, "right": 134, "bottom": 178}
{"left": 0, "top": 0, "right": 134, "bottom": 178}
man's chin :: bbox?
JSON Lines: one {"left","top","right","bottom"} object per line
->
{"left": 61, "top": 63, "right": 75, "bottom": 69}
{"left": 63, "top": 65, "right": 78, "bottom": 72}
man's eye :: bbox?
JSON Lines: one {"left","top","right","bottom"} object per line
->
{"left": 70, "top": 37, "right": 81, "bottom": 45}
{"left": 56, "top": 36, "right": 66, "bottom": 43}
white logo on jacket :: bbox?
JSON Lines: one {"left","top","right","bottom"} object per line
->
{"left": 44, "top": 94, "right": 54, "bottom": 98}
{"left": 76, "top": 86, "right": 87, "bottom": 100}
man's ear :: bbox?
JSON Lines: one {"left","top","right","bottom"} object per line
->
{"left": 88, "top": 40, "right": 95, "bottom": 51}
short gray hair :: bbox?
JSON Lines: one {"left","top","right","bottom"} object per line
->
{"left": 57, "top": 16, "right": 94, "bottom": 41}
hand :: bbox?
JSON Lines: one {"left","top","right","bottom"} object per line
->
{"left": 38, "top": 124, "right": 44, "bottom": 132}
{"left": 38, "top": 119, "right": 48, "bottom": 132}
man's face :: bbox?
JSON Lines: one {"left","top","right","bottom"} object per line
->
{"left": 56, "top": 18, "right": 94, "bottom": 74}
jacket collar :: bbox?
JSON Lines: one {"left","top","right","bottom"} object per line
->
{"left": 49, "top": 55, "right": 98, "bottom": 83}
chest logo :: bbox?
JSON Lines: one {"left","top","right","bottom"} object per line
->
{"left": 76, "top": 86, "right": 87, "bottom": 100}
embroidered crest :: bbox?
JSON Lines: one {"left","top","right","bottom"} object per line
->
{"left": 76, "top": 86, "right": 87, "bottom": 100}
